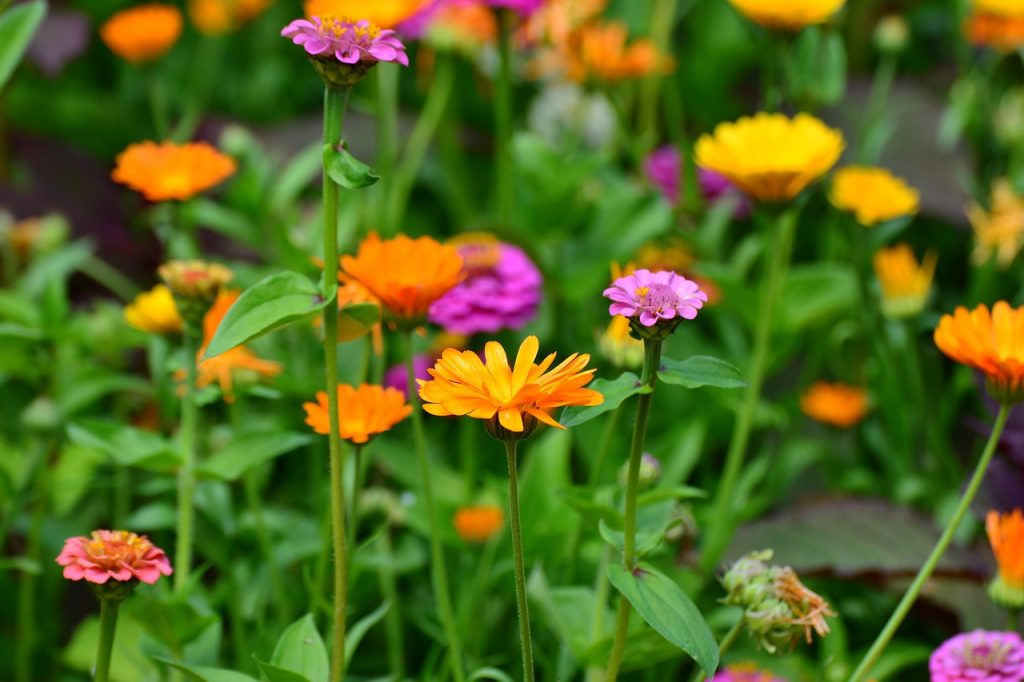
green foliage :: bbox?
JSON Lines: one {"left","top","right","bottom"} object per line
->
{"left": 0, "top": 0, "right": 45, "bottom": 90}
{"left": 658, "top": 356, "right": 747, "bottom": 390}
{"left": 560, "top": 372, "right": 651, "bottom": 427}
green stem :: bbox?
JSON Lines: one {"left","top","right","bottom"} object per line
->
{"left": 15, "top": 471, "right": 43, "bottom": 682}
{"left": 375, "top": 64, "right": 400, "bottom": 234}
{"left": 377, "top": 530, "right": 406, "bottom": 679}
{"left": 690, "top": 618, "right": 743, "bottom": 682}
{"left": 174, "top": 322, "right": 200, "bottom": 593}
{"left": 762, "top": 31, "right": 785, "bottom": 112}
{"left": 494, "top": 10, "right": 515, "bottom": 223}
{"left": 605, "top": 338, "right": 663, "bottom": 682}
{"left": 80, "top": 256, "right": 140, "bottom": 301}
{"left": 146, "top": 64, "right": 170, "bottom": 139}
{"left": 244, "top": 470, "right": 287, "bottom": 623}
{"left": 637, "top": 0, "right": 678, "bottom": 155}
{"left": 504, "top": 438, "right": 535, "bottom": 682}
{"left": 406, "top": 331, "right": 466, "bottom": 682}
{"left": 856, "top": 52, "right": 896, "bottom": 164}
{"left": 847, "top": 404, "right": 1012, "bottom": 682}
{"left": 93, "top": 599, "right": 121, "bottom": 682}
{"left": 585, "top": 546, "right": 614, "bottom": 682}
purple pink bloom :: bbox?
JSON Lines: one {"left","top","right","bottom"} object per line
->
{"left": 281, "top": 16, "right": 409, "bottom": 65}
{"left": 603, "top": 269, "right": 707, "bottom": 327}
{"left": 645, "top": 145, "right": 750, "bottom": 217}
{"left": 486, "top": 0, "right": 544, "bottom": 16}
{"left": 56, "top": 530, "right": 173, "bottom": 585}
{"left": 711, "top": 665, "right": 788, "bottom": 682}
{"left": 929, "top": 630, "right": 1024, "bottom": 682}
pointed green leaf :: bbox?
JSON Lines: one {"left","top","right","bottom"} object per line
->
{"left": 658, "top": 356, "right": 746, "bottom": 390}
{"left": 67, "top": 420, "right": 179, "bottom": 472}
{"left": 0, "top": 0, "right": 46, "bottom": 90}
{"left": 154, "top": 658, "right": 258, "bottom": 682}
{"left": 199, "top": 432, "right": 314, "bottom": 481}
{"left": 560, "top": 372, "right": 651, "bottom": 427}
{"left": 270, "top": 614, "right": 328, "bottom": 682}
{"left": 344, "top": 601, "right": 390, "bottom": 664}
{"left": 255, "top": 661, "right": 310, "bottom": 682}
{"left": 324, "top": 143, "right": 380, "bottom": 189}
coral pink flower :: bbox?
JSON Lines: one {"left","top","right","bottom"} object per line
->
{"left": 56, "top": 530, "right": 173, "bottom": 585}
{"left": 603, "top": 269, "right": 707, "bottom": 327}
{"left": 282, "top": 16, "right": 409, "bottom": 65}
{"left": 929, "top": 630, "right": 1024, "bottom": 682}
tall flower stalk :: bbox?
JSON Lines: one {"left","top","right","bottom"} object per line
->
{"left": 494, "top": 9, "right": 515, "bottom": 221}
{"left": 503, "top": 438, "right": 534, "bottom": 682}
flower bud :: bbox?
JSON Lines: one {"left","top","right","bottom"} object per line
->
{"left": 158, "top": 260, "right": 233, "bottom": 327}
{"left": 874, "top": 15, "right": 909, "bottom": 54}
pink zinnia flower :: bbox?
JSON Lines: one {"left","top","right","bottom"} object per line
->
{"left": 486, "top": 0, "right": 544, "bottom": 16}
{"left": 711, "top": 665, "right": 788, "bottom": 682}
{"left": 56, "top": 530, "right": 173, "bottom": 585}
{"left": 603, "top": 269, "right": 707, "bottom": 328}
{"left": 930, "top": 630, "right": 1024, "bottom": 682}
{"left": 281, "top": 16, "right": 409, "bottom": 66}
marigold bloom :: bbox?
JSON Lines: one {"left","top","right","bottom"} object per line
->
{"left": 56, "top": 530, "right": 172, "bottom": 585}
{"left": 695, "top": 113, "right": 844, "bottom": 203}
{"left": 598, "top": 315, "right": 645, "bottom": 368}
{"left": 453, "top": 505, "right": 505, "bottom": 542}
{"left": 196, "top": 291, "right": 282, "bottom": 401}
{"left": 112, "top": 141, "right": 237, "bottom": 202}
{"left": 341, "top": 233, "right": 464, "bottom": 324}
{"left": 189, "top": 0, "right": 270, "bottom": 34}
{"left": 302, "top": 0, "right": 431, "bottom": 29}
{"left": 929, "top": 630, "right": 1024, "bottom": 682}
{"left": 159, "top": 260, "right": 233, "bottom": 305}
{"left": 603, "top": 269, "right": 708, "bottom": 334}
{"left": 934, "top": 302, "right": 1024, "bottom": 405}
{"left": 727, "top": 0, "right": 845, "bottom": 30}
{"left": 800, "top": 382, "right": 868, "bottom": 428}
{"left": 873, "top": 244, "right": 937, "bottom": 319}
{"left": 987, "top": 509, "right": 1024, "bottom": 608}
{"left": 124, "top": 284, "right": 183, "bottom": 335}
{"left": 969, "top": 179, "right": 1024, "bottom": 268}
{"left": 304, "top": 383, "right": 412, "bottom": 444}
{"left": 966, "top": 11, "right": 1024, "bottom": 49}
{"left": 418, "top": 335, "right": 603, "bottom": 438}
{"left": 711, "top": 665, "right": 787, "bottom": 682}
{"left": 830, "top": 166, "right": 920, "bottom": 226}
{"left": 100, "top": 4, "right": 182, "bottom": 62}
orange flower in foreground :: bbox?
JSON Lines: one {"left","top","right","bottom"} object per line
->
{"left": 800, "top": 382, "right": 868, "bottom": 427}
{"left": 304, "top": 384, "right": 412, "bottom": 444}
{"left": 934, "top": 302, "right": 1024, "bottom": 404}
{"left": 196, "top": 291, "right": 282, "bottom": 402}
{"left": 987, "top": 509, "right": 1024, "bottom": 607}
{"left": 341, "top": 233, "right": 463, "bottom": 323}
{"left": 112, "top": 141, "right": 237, "bottom": 202}
{"left": 453, "top": 505, "right": 505, "bottom": 543}
{"left": 100, "top": 4, "right": 183, "bottom": 62}
{"left": 418, "top": 335, "right": 604, "bottom": 438}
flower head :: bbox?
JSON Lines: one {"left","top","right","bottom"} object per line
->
{"left": 533, "top": 20, "right": 672, "bottom": 83}
{"left": 644, "top": 144, "right": 750, "bottom": 217}
{"left": 158, "top": 260, "right": 233, "bottom": 309}
{"left": 189, "top": 0, "right": 269, "bottom": 34}
{"left": 112, "top": 141, "right": 237, "bottom": 202}
{"left": 413, "top": 0, "right": 498, "bottom": 49}
{"left": 124, "top": 284, "right": 183, "bottom": 335}
{"left": 987, "top": 509, "right": 1024, "bottom": 608}
{"left": 727, "top": 0, "right": 845, "bottom": 30}
{"left": 618, "top": 453, "right": 661, "bottom": 489}
{"left": 969, "top": 179, "right": 1024, "bottom": 269}
{"left": 453, "top": 505, "right": 505, "bottom": 542}
{"left": 873, "top": 244, "right": 937, "bottom": 319}
{"left": 598, "top": 315, "right": 645, "bottom": 368}
{"left": 603, "top": 269, "right": 707, "bottom": 339}
{"left": 929, "top": 630, "right": 1024, "bottom": 682}
{"left": 341, "top": 233, "right": 464, "bottom": 326}
{"left": 696, "top": 113, "right": 844, "bottom": 203}
{"left": 418, "top": 335, "right": 603, "bottom": 439}
{"left": 56, "top": 530, "right": 172, "bottom": 586}
{"left": 282, "top": 16, "right": 408, "bottom": 86}
{"left": 934, "top": 302, "right": 1024, "bottom": 405}
{"left": 800, "top": 382, "right": 869, "bottom": 428}
{"left": 196, "top": 290, "right": 282, "bottom": 402}
{"left": 304, "top": 383, "right": 412, "bottom": 444}
{"left": 966, "top": 11, "right": 1024, "bottom": 51}
{"left": 830, "top": 166, "right": 920, "bottom": 226}
{"left": 302, "top": 0, "right": 431, "bottom": 29}
{"left": 100, "top": 4, "right": 182, "bottom": 62}
{"left": 711, "top": 665, "right": 788, "bottom": 682}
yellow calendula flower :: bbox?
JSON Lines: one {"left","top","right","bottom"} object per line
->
{"left": 969, "top": 179, "right": 1024, "bottom": 268}
{"left": 124, "top": 285, "right": 183, "bottom": 335}
{"left": 695, "top": 113, "right": 844, "bottom": 203}
{"left": 302, "top": 0, "right": 429, "bottom": 28}
{"left": 727, "top": 0, "right": 845, "bottom": 31}
{"left": 830, "top": 166, "right": 920, "bottom": 226}
{"left": 975, "top": 0, "right": 1024, "bottom": 18}
{"left": 873, "top": 244, "right": 936, "bottom": 319}
{"left": 598, "top": 315, "right": 645, "bottom": 368}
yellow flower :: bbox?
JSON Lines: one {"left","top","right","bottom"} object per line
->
{"left": 968, "top": 179, "right": 1024, "bottom": 268}
{"left": 598, "top": 316, "right": 645, "bottom": 368}
{"left": 303, "top": 384, "right": 412, "bottom": 444}
{"left": 124, "top": 285, "right": 183, "bottom": 335}
{"left": 800, "top": 382, "right": 868, "bottom": 427}
{"left": 727, "top": 0, "right": 845, "bottom": 30}
{"left": 873, "top": 244, "right": 936, "bottom": 319}
{"left": 100, "top": 4, "right": 183, "bottom": 63}
{"left": 453, "top": 505, "right": 504, "bottom": 543}
{"left": 695, "top": 113, "right": 844, "bottom": 203}
{"left": 934, "top": 301, "right": 1024, "bottom": 405}
{"left": 830, "top": 166, "right": 920, "bottom": 226}
{"left": 975, "top": 0, "right": 1024, "bottom": 18}
{"left": 302, "top": 0, "right": 429, "bottom": 28}
{"left": 987, "top": 509, "right": 1024, "bottom": 608}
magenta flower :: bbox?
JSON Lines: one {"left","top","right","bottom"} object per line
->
{"left": 644, "top": 145, "right": 750, "bottom": 218}
{"left": 486, "top": 0, "right": 544, "bottom": 16}
{"left": 56, "top": 530, "right": 173, "bottom": 585}
{"left": 429, "top": 239, "right": 542, "bottom": 335}
{"left": 384, "top": 353, "right": 435, "bottom": 398}
{"left": 603, "top": 269, "right": 707, "bottom": 328}
{"left": 281, "top": 16, "right": 409, "bottom": 65}
{"left": 711, "top": 666, "right": 788, "bottom": 682}
{"left": 930, "top": 631, "right": 1024, "bottom": 682}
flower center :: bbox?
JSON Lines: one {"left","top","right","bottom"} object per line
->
{"left": 85, "top": 531, "right": 151, "bottom": 568}
{"left": 635, "top": 283, "right": 679, "bottom": 312}
{"left": 962, "top": 639, "right": 1012, "bottom": 669}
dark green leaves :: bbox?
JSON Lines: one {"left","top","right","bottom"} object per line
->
{"left": 324, "top": 143, "right": 379, "bottom": 189}
{"left": 0, "top": 0, "right": 46, "bottom": 90}
{"left": 155, "top": 659, "right": 258, "bottom": 682}
{"left": 658, "top": 356, "right": 746, "bottom": 390}
{"left": 560, "top": 372, "right": 650, "bottom": 427}
{"left": 67, "top": 420, "right": 179, "bottom": 472}
{"left": 199, "top": 432, "right": 314, "bottom": 481}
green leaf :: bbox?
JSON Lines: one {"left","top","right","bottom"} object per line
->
{"left": 606, "top": 563, "right": 718, "bottom": 678}
{"left": 0, "top": 0, "right": 46, "bottom": 90}
{"left": 344, "top": 601, "right": 390, "bottom": 664}
{"left": 0, "top": 556, "right": 40, "bottom": 574}
{"left": 324, "top": 143, "right": 380, "bottom": 189}
{"left": 776, "top": 265, "right": 857, "bottom": 333}
{"left": 155, "top": 659, "right": 258, "bottom": 682}
{"left": 67, "top": 420, "right": 179, "bottom": 472}
{"left": 636, "top": 485, "right": 707, "bottom": 507}
{"left": 658, "top": 356, "right": 746, "bottom": 390}
{"left": 199, "top": 432, "right": 314, "bottom": 481}
{"left": 337, "top": 302, "right": 380, "bottom": 343}
{"left": 255, "top": 661, "right": 311, "bottom": 682}
{"left": 597, "top": 515, "right": 683, "bottom": 559}
{"left": 205, "top": 271, "right": 328, "bottom": 358}
{"left": 560, "top": 372, "right": 650, "bottom": 427}
{"left": 270, "top": 614, "right": 328, "bottom": 682}
{"left": 468, "top": 669, "right": 516, "bottom": 682}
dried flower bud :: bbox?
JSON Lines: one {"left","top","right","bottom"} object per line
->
{"left": 158, "top": 260, "right": 233, "bottom": 326}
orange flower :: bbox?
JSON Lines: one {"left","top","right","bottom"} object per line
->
{"left": 934, "top": 302, "right": 1024, "bottom": 404}
{"left": 987, "top": 509, "right": 1024, "bottom": 607}
{"left": 418, "top": 335, "right": 604, "bottom": 439}
{"left": 112, "top": 141, "right": 237, "bottom": 202}
{"left": 340, "top": 233, "right": 463, "bottom": 324}
{"left": 520, "top": 0, "right": 607, "bottom": 46}
{"left": 189, "top": 0, "right": 270, "bottom": 35}
{"left": 302, "top": 0, "right": 429, "bottom": 28}
{"left": 534, "top": 20, "right": 672, "bottom": 82}
{"left": 453, "top": 505, "right": 504, "bottom": 542}
{"left": 426, "top": 1, "right": 497, "bottom": 49}
{"left": 196, "top": 291, "right": 282, "bottom": 402}
{"left": 966, "top": 11, "right": 1024, "bottom": 50}
{"left": 100, "top": 4, "right": 183, "bottom": 62}
{"left": 800, "top": 382, "right": 868, "bottom": 427}
{"left": 304, "top": 384, "right": 412, "bottom": 444}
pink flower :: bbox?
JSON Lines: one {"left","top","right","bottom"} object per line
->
{"left": 603, "top": 269, "right": 708, "bottom": 328}
{"left": 486, "top": 0, "right": 544, "bottom": 16}
{"left": 711, "top": 666, "right": 788, "bottom": 682}
{"left": 930, "top": 631, "right": 1024, "bottom": 682}
{"left": 281, "top": 16, "right": 409, "bottom": 66}
{"left": 56, "top": 530, "right": 173, "bottom": 585}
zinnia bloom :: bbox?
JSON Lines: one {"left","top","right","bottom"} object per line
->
{"left": 727, "top": 0, "right": 845, "bottom": 31}
{"left": 304, "top": 383, "right": 412, "bottom": 444}
{"left": 873, "top": 244, "right": 937, "bottom": 319}
{"left": 428, "top": 234, "right": 543, "bottom": 335}
{"left": 418, "top": 335, "right": 603, "bottom": 438}
{"left": 112, "top": 141, "right": 237, "bottom": 202}
{"left": 124, "top": 284, "right": 183, "bottom": 335}
{"left": 711, "top": 665, "right": 787, "bottom": 682}
{"left": 453, "top": 505, "right": 504, "bottom": 542}
{"left": 603, "top": 269, "right": 708, "bottom": 333}
{"left": 644, "top": 144, "right": 750, "bottom": 217}
{"left": 189, "top": 0, "right": 270, "bottom": 35}
{"left": 934, "top": 302, "right": 1024, "bottom": 405}
{"left": 988, "top": 509, "right": 1024, "bottom": 608}
{"left": 56, "top": 530, "right": 172, "bottom": 585}
{"left": 929, "top": 630, "right": 1024, "bottom": 682}
{"left": 100, "top": 4, "right": 182, "bottom": 62}
{"left": 800, "top": 382, "right": 869, "bottom": 428}
{"left": 830, "top": 166, "right": 920, "bottom": 226}
{"left": 341, "top": 233, "right": 464, "bottom": 325}
{"left": 968, "top": 179, "right": 1024, "bottom": 268}
{"left": 282, "top": 16, "right": 409, "bottom": 87}
{"left": 196, "top": 290, "right": 282, "bottom": 402}
{"left": 303, "top": 0, "right": 432, "bottom": 29}
{"left": 695, "top": 113, "right": 844, "bottom": 203}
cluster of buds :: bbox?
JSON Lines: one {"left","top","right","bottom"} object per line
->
{"left": 158, "top": 260, "right": 233, "bottom": 328}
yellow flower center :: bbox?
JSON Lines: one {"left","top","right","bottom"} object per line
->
{"left": 634, "top": 286, "right": 650, "bottom": 297}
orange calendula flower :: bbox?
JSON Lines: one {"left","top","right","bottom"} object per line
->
{"left": 304, "top": 384, "right": 412, "bottom": 444}
{"left": 533, "top": 20, "right": 672, "bottom": 83}
{"left": 453, "top": 505, "right": 505, "bottom": 543}
{"left": 124, "top": 284, "right": 183, "bottom": 335}
{"left": 340, "top": 233, "right": 463, "bottom": 325}
{"left": 189, "top": 0, "right": 270, "bottom": 35}
{"left": 934, "top": 302, "right": 1024, "bottom": 405}
{"left": 520, "top": 0, "right": 606, "bottom": 46}
{"left": 966, "top": 11, "right": 1024, "bottom": 49}
{"left": 196, "top": 291, "right": 282, "bottom": 402}
{"left": 987, "top": 509, "right": 1024, "bottom": 608}
{"left": 968, "top": 179, "right": 1024, "bottom": 268}
{"left": 302, "top": 0, "right": 429, "bottom": 28}
{"left": 112, "top": 141, "right": 237, "bottom": 202}
{"left": 830, "top": 166, "right": 920, "bottom": 226}
{"left": 873, "top": 244, "right": 937, "bottom": 319}
{"left": 800, "top": 382, "right": 868, "bottom": 427}
{"left": 695, "top": 113, "right": 844, "bottom": 203}
{"left": 727, "top": 0, "right": 845, "bottom": 30}
{"left": 426, "top": 1, "right": 497, "bottom": 50}
{"left": 418, "top": 335, "right": 604, "bottom": 440}
{"left": 100, "top": 4, "right": 183, "bottom": 63}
